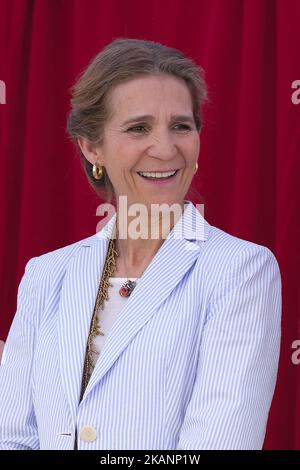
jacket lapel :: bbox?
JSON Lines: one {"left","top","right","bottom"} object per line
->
{"left": 57, "top": 215, "right": 116, "bottom": 421}
{"left": 81, "top": 201, "right": 211, "bottom": 402}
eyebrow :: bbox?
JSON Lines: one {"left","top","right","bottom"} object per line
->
{"left": 121, "top": 114, "right": 195, "bottom": 126}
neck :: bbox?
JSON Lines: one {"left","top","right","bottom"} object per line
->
{"left": 114, "top": 200, "right": 185, "bottom": 268}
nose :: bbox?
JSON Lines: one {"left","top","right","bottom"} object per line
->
{"left": 147, "top": 129, "right": 177, "bottom": 160}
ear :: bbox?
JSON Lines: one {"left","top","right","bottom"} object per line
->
{"left": 77, "top": 137, "right": 104, "bottom": 166}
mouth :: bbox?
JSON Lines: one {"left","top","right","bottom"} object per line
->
{"left": 137, "top": 169, "right": 180, "bottom": 183}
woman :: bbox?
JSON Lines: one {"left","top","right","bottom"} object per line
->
{"left": 0, "top": 38, "right": 281, "bottom": 450}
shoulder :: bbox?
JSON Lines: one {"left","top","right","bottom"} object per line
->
{"left": 208, "top": 224, "right": 276, "bottom": 256}
{"left": 27, "top": 233, "right": 98, "bottom": 276}
{"left": 21, "top": 233, "right": 100, "bottom": 307}
{"left": 12, "top": 233, "right": 100, "bottom": 330}
{"left": 184, "top": 201, "right": 279, "bottom": 276}
{"left": 198, "top": 223, "right": 281, "bottom": 286}
{"left": 34, "top": 233, "right": 98, "bottom": 268}
{"left": 25, "top": 210, "right": 117, "bottom": 280}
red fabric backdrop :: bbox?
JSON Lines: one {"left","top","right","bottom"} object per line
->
{"left": 0, "top": 0, "right": 300, "bottom": 450}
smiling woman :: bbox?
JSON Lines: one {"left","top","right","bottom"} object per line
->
{"left": 67, "top": 38, "right": 207, "bottom": 204}
{"left": 0, "top": 38, "right": 281, "bottom": 451}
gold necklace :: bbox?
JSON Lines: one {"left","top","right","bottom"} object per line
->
{"left": 79, "top": 237, "right": 118, "bottom": 401}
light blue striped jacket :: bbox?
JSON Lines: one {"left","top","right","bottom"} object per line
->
{"left": 0, "top": 200, "right": 281, "bottom": 450}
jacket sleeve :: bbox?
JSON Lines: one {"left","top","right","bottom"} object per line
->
{"left": 176, "top": 244, "right": 282, "bottom": 450}
{"left": 0, "top": 258, "right": 40, "bottom": 450}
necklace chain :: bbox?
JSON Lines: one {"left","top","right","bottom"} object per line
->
{"left": 79, "top": 237, "right": 118, "bottom": 401}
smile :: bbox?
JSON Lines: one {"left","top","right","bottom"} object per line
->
{"left": 137, "top": 169, "right": 179, "bottom": 182}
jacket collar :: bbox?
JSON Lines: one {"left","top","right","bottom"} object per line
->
{"left": 58, "top": 200, "right": 210, "bottom": 420}
{"left": 96, "top": 199, "right": 209, "bottom": 242}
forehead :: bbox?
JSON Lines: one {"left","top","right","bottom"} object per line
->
{"left": 106, "top": 74, "right": 193, "bottom": 120}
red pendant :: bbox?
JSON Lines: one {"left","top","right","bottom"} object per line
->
{"left": 119, "top": 280, "right": 136, "bottom": 297}
{"left": 119, "top": 286, "right": 130, "bottom": 297}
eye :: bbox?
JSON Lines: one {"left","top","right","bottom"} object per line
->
{"left": 173, "top": 123, "right": 192, "bottom": 132}
{"left": 127, "top": 125, "right": 149, "bottom": 133}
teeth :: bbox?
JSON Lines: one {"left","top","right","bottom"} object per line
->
{"left": 138, "top": 170, "right": 177, "bottom": 178}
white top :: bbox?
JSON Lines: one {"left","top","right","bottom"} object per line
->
{"left": 90, "top": 277, "right": 139, "bottom": 371}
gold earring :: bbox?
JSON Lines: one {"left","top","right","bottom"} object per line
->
{"left": 194, "top": 162, "right": 198, "bottom": 174}
{"left": 92, "top": 163, "right": 104, "bottom": 180}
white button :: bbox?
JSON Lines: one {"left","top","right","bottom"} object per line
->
{"left": 79, "top": 425, "right": 97, "bottom": 442}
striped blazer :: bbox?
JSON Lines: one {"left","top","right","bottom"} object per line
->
{"left": 0, "top": 200, "right": 281, "bottom": 450}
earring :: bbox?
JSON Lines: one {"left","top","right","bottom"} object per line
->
{"left": 194, "top": 162, "right": 198, "bottom": 174}
{"left": 92, "top": 163, "right": 104, "bottom": 180}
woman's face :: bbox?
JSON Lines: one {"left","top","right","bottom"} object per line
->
{"left": 84, "top": 74, "right": 200, "bottom": 208}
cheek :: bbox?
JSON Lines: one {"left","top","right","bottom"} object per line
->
{"left": 110, "top": 141, "right": 142, "bottom": 168}
{"left": 184, "top": 139, "right": 200, "bottom": 164}
{"left": 192, "top": 133, "right": 200, "bottom": 151}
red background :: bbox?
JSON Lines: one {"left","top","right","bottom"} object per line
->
{"left": 0, "top": 0, "right": 300, "bottom": 449}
